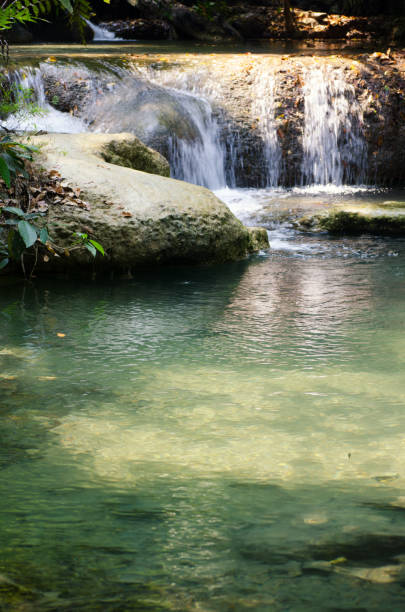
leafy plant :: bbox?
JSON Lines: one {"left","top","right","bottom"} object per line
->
{"left": 0, "top": 135, "right": 37, "bottom": 187}
{"left": 0, "top": 76, "right": 40, "bottom": 120}
{"left": 0, "top": 205, "right": 48, "bottom": 273}
{"left": 0, "top": 206, "right": 105, "bottom": 277}
{"left": 0, "top": 0, "right": 111, "bottom": 49}
{"left": 72, "top": 231, "right": 105, "bottom": 258}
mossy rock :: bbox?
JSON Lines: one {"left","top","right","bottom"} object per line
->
{"left": 246, "top": 226, "right": 269, "bottom": 252}
{"left": 317, "top": 210, "right": 405, "bottom": 236}
{"left": 101, "top": 137, "right": 170, "bottom": 177}
{"left": 28, "top": 133, "right": 263, "bottom": 273}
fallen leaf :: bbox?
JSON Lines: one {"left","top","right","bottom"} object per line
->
{"left": 57, "top": 333, "right": 66, "bottom": 338}
{"left": 330, "top": 557, "right": 347, "bottom": 565}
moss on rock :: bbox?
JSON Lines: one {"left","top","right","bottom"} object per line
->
{"left": 101, "top": 137, "right": 170, "bottom": 177}
{"left": 29, "top": 133, "right": 263, "bottom": 273}
{"left": 316, "top": 210, "right": 405, "bottom": 236}
{"left": 246, "top": 226, "right": 269, "bottom": 252}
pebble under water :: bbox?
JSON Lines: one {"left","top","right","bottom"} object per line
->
{"left": 1, "top": 222, "right": 405, "bottom": 610}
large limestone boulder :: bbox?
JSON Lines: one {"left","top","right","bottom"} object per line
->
{"left": 31, "top": 133, "right": 267, "bottom": 273}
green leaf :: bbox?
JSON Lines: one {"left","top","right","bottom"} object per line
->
{"left": 39, "top": 227, "right": 49, "bottom": 244}
{"left": 0, "top": 157, "right": 11, "bottom": 188}
{"left": 0, "top": 258, "right": 9, "bottom": 270}
{"left": 2, "top": 206, "right": 25, "bottom": 217}
{"left": 89, "top": 239, "right": 105, "bottom": 256}
{"left": 85, "top": 243, "right": 97, "bottom": 257}
{"left": 58, "top": 0, "right": 73, "bottom": 13}
{"left": 17, "top": 220, "right": 37, "bottom": 248}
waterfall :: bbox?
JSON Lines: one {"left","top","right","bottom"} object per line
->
{"left": 3, "top": 59, "right": 369, "bottom": 189}
{"left": 167, "top": 96, "right": 226, "bottom": 189}
{"left": 301, "top": 66, "right": 366, "bottom": 186}
{"left": 251, "top": 64, "right": 282, "bottom": 188}
{"left": 86, "top": 67, "right": 227, "bottom": 189}
{"left": 85, "top": 19, "right": 124, "bottom": 42}
{"left": 3, "top": 67, "right": 87, "bottom": 133}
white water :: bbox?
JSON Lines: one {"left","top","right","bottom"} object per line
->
{"left": 4, "top": 68, "right": 87, "bottom": 133}
{"left": 85, "top": 19, "right": 124, "bottom": 42}
{"left": 301, "top": 65, "right": 366, "bottom": 186}
{"left": 251, "top": 64, "right": 282, "bottom": 187}
{"left": 135, "top": 60, "right": 367, "bottom": 189}
{"left": 132, "top": 65, "right": 228, "bottom": 188}
{"left": 167, "top": 95, "right": 226, "bottom": 189}
{"left": 3, "top": 60, "right": 369, "bottom": 191}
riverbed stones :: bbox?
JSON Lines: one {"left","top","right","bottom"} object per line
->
{"left": 30, "top": 133, "right": 267, "bottom": 272}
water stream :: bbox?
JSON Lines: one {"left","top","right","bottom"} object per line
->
{"left": 85, "top": 19, "right": 124, "bottom": 42}
{"left": 1, "top": 45, "right": 405, "bottom": 610}
{"left": 5, "top": 54, "right": 369, "bottom": 190}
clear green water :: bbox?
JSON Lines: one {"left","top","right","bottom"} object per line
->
{"left": 1, "top": 236, "right": 405, "bottom": 610}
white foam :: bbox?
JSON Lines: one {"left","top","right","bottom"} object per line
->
{"left": 85, "top": 19, "right": 124, "bottom": 42}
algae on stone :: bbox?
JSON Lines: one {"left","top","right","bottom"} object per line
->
{"left": 317, "top": 210, "right": 405, "bottom": 236}
{"left": 101, "top": 137, "right": 170, "bottom": 177}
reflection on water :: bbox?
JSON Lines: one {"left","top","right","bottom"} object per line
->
{"left": 1, "top": 238, "right": 405, "bottom": 610}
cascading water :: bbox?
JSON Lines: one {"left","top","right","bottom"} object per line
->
{"left": 3, "top": 58, "right": 369, "bottom": 193}
{"left": 251, "top": 64, "right": 282, "bottom": 188}
{"left": 167, "top": 97, "right": 226, "bottom": 189}
{"left": 85, "top": 19, "right": 124, "bottom": 42}
{"left": 301, "top": 65, "right": 366, "bottom": 186}
{"left": 3, "top": 67, "right": 87, "bottom": 133}
{"left": 85, "top": 66, "right": 228, "bottom": 189}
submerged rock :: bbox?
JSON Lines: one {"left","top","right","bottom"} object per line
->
{"left": 29, "top": 133, "right": 267, "bottom": 273}
{"left": 296, "top": 206, "right": 405, "bottom": 236}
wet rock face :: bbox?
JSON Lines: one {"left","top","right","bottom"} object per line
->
{"left": 355, "top": 54, "right": 405, "bottom": 187}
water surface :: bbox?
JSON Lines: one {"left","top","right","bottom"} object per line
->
{"left": 1, "top": 235, "right": 405, "bottom": 610}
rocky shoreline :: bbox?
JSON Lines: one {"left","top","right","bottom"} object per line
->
{"left": 5, "top": 1, "right": 405, "bottom": 44}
